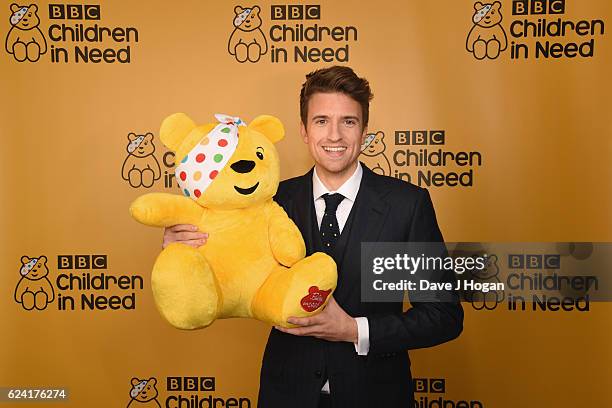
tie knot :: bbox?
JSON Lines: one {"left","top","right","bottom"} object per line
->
{"left": 323, "top": 193, "right": 345, "bottom": 214}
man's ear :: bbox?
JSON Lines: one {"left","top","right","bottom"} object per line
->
{"left": 249, "top": 115, "right": 284, "bottom": 143}
{"left": 160, "top": 113, "right": 196, "bottom": 151}
{"left": 300, "top": 121, "right": 308, "bottom": 144}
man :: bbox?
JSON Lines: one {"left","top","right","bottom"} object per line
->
{"left": 164, "top": 66, "right": 463, "bottom": 408}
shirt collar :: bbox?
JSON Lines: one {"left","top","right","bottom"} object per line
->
{"left": 312, "top": 162, "right": 363, "bottom": 202}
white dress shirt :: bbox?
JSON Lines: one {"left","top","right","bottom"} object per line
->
{"left": 312, "top": 162, "right": 370, "bottom": 394}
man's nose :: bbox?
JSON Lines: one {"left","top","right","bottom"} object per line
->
{"left": 230, "top": 160, "right": 255, "bottom": 173}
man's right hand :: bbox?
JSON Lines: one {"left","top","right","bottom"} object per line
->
{"left": 163, "top": 224, "right": 208, "bottom": 248}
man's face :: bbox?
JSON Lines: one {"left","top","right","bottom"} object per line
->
{"left": 300, "top": 92, "right": 366, "bottom": 179}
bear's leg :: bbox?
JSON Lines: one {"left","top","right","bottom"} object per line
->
{"left": 483, "top": 290, "right": 500, "bottom": 310}
{"left": 12, "top": 41, "right": 27, "bottom": 62}
{"left": 21, "top": 290, "right": 36, "bottom": 310}
{"left": 235, "top": 43, "right": 248, "bottom": 63}
{"left": 470, "top": 291, "right": 486, "bottom": 310}
{"left": 152, "top": 243, "right": 221, "bottom": 329}
{"left": 141, "top": 168, "right": 155, "bottom": 188}
{"left": 26, "top": 41, "right": 41, "bottom": 62}
{"left": 128, "top": 168, "right": 142, "bottom": 188}
{"left": 487, "top": 39, "right": 501, "bottom": 59}
{"left": 473, "top": 39, "right": 487, "bottom": 60}
{"left": 34, "top": 289, "right": 49, "bottom": 310}
{"left": 251, "top": 252, "right": 336, "bottom": 327}
{"left": 247, "top": 42, "right": 262, "bottom": 63}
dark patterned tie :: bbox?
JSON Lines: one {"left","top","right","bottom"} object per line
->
{"left": 320, "top": 193, "right": 345, "bottom": 253}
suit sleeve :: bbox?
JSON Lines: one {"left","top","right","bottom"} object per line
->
{"left": 367, "top": 189, "right": 464, "bottom": 353}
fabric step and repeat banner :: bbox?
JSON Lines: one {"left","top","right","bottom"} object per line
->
{"left": 1, "top": 0, "right": 610, "bottom": 407}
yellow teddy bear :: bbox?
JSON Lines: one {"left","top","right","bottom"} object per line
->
{"left": 130, "top": 113, "right": 337, "bottom": 329}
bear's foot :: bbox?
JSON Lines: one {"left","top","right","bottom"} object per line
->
{"left": 20, "top": 290, "right": 36, "bottom": 310}
{"left": 486, "top": 39, "right": 501, "bottom": 59}
{"left": 235, "top": 43, "right": 248, "bottom": 63}
{"left": 251, "top": 252, "right": 337, "bottom": 327}
{"left": 473, "top": 39, "right": 487, "bottom": 60}
{"left": 141, "top": 168, "right": 155, "bottom": 188}
{"left": 12, "top": 41, "right": 27, "bottom": 62}
{"left": 128, "top": 168, "right": 142, "bottom": 188}
{"left": 34, "top": 290, "right": 49, "bottom": 310}
{"left": 152, "top": 244, "right": 221, "bottom": 329}
{"left": 247, "top": 43, "right": 262, "bottom": 63}
{"left": 26, "top": 41, "right": 41, "bottom": 62}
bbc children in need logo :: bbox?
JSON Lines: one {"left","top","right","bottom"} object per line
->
{"left": 4, "top": 3, "right": 141, "bottom": 63}
{"left": 465, "top": 0, "right": 606, "bottom": 60}
{"left": 14, "top": 254, "right": 144, "bottom": 311}
{"left": 227, "top": 4, "right": 360, "bottom": 63}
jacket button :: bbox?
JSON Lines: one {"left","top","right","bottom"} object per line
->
{"left": 315, "top": 370, "right": 322, "bottom": 378}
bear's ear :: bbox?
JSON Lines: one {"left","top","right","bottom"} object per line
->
{"left": 148, "top": 378, "right": 157, "bottom": 386}
{"left": 474, "top": 2, "right": 484, "bottom": 10}
{"left": 10, "top": 4, "right": 20, "bottom": 12}
{"left": 144, "top": 132, "right": 154, "bottom": 142}
{"left": 160, "top": 113, "right": 196, "bottom": 151}
{"left": 376, "top": 131, "right": 385, "bottom": 140}
{"left": 29, "top": 4, "right": 37, "bottom": 12}
{"left": 492, "top": 1, "right": 501, "bottom": 8}
{"left": 21, "top": 256, "right": 30, "bottom": 264}
{"left": 131, "top": 378, "right": 140, "bottom": 386}
{"left": 249, "top": 115, "right": 284, "bottom": 143}
{"left": 39, "top": 255, "right": 47, "bottom": 263}
{"left": 252, "top": 5, "right": 260, "bottom": 13}
{"left": 234, "top": 6, "right": 244, "bottom": 14}
{"left": 128, "top": 132, "right": 138, "bottom": 141}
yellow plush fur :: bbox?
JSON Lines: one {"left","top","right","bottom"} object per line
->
{"left": 130, "top": 114, "right": 337, "bottom": 329}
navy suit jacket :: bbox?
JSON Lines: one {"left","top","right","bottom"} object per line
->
{"left": 258, "top": 164, "right": 463, "bottom": 408}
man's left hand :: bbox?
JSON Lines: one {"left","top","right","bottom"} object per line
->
{"left": 274, "top": 297, "right": 358, "bottom": 343}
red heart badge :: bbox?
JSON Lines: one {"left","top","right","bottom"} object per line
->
{"left": 300, "top": 286, "right": 332, "bottom": 312}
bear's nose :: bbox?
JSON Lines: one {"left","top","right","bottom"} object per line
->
{"left": 230, "top": 160, "right": 255, "bottom": 173}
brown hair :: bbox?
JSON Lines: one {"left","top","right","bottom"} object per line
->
{"left": 300, "top": 66, "right": 373, "bottom": 128}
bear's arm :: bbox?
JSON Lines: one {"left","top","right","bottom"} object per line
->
{"left": 466, "top": 26, "right": 479, "bottom": 52}
{"left": 35, "top": 28, "right": 47, "bottom": 53}
{"left": 255, "top": 29, "right": 268, "bottom": 53}
{"left": 5, "top": 29, "right": 16, "bottom": 54}
{"left": 228, "top": 30, "right": 239, "bottom": 55}
{"left": 130, "top": 193, "right": 204, "bottom": 227}
{"left": 268, "top": 201, "right": 306, "bottom": 267}
{"left": 495, "top": 26, "right": 508, "bottom": 50}
{"left": 42, "top": 278, "right": 55, "bottom": 302}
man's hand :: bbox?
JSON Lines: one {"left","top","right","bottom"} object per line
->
{"left": 274, "top": 297, "right": 358, "bottom": 343}
{"left": 163, "top": 224, "right": 208, "bottom": 248}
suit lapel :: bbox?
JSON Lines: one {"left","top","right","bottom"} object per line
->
{"left": 339, "top": 165, "right": 390, "bottom": 270}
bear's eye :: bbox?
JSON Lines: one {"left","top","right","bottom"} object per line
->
{"left": 256, "top": 147, "right": 264, "bottom": 160}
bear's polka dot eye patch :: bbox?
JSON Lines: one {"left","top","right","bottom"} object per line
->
{"left": 130, "top": 380, "right": 148, "bottom": 398}
{"left": 473, "top": 4, "right": 493, "bottom": 24}
{"left": 175, "top": 114, "right": 245, "bottom": 199}
{"left": 10, "top": 7, "right": 29, "bottom": 25}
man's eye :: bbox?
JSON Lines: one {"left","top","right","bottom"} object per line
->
{"left": 345, "top": 119, "right": 356, "bottom": 126}
{"left": 315, "top": 119, "right": 327, "bottom": 125}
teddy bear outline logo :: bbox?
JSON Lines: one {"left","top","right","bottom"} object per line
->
{"left": 126, "top": 377, "right": 161, "bottom": 408}
{"left": 14, "top": 255, "right": 55, "bottom": 311}
{"left": 466, "top": 1, "right": 508, "bottom": 60}
{"left": 227, "top": 5, "right": 268, "bottom": 63}
{"left": 360, "top": 131, "right": 391, "bottom": 176}
{"left": 5, "top": 3, "right": 47, "bottom": 62}
{"left": 121, "top": 132, "right": 162, "bottom": 188}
